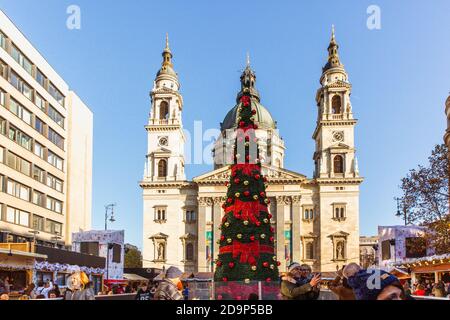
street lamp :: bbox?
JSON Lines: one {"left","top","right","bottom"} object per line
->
{"left": 394, "top": 197, "right": 408, "bottom": 226}
{"left": 104, "top": 203, "right": 117, "bottom": 231}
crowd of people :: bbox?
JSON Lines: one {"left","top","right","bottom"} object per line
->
{"left": 405, "top": 280, "right": 450, "bottom": 298}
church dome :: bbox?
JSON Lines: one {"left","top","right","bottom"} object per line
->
{"left": 221, "top": 98, "right": 277, "bottom": 131}
{"left": 156, "top": 64, "right": 177, "bottom": 77}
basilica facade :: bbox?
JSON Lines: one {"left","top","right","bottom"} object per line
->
{"left": 141, "top": 30, "right": 363, "bottom": 273}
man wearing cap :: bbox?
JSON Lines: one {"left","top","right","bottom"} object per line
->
{"left": 280, "top": 262, "right": 321, "bottom": 300}
{"left": 153, "top": 266, "right": 184, "bottom": 300}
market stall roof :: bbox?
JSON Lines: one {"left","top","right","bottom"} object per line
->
{"left": 0, "top": 248, "right": 47, "bottom": 259}
{"left": 123, "top": 273, "right": 149, "bottom": 281}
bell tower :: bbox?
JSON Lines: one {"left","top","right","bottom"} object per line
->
{"left": 144, "top": 34, "right": 186, "bottom": 182}
{"left": 313, "top": 26, "right": 359, "bottom": 179}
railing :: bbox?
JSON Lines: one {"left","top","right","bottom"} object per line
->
{"left": 0, "top": 242, "right": 33, "bottom": 252}
{"left": 330, "top": 114, "right": 344, "bottom": 120}
{"left": 149, "top": 119, "right": 179, "bottom": 125}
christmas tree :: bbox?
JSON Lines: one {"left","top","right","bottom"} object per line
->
{"left": 214, "top": 65, "right": 280, "bottom": 299}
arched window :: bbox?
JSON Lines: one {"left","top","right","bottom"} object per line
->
{"left": 333, "top": 155, "right": 344, "bottom": 174}
{"left": 186, "top": 243, "right": 194, "bottom": 261}
{"left": 158, "top": 159, "right": 167, "bottom": 177}
{"left": 332, "top": 95, "right": 342, "bottom": 114}
{"left": 309, "top": 209, "right": 314, "bottom": 220}
{"left": 306, "top": 242, "right": 314, "bottom": 260}
{"left": 159, "top": 101, "right": 169, "bottom": 120}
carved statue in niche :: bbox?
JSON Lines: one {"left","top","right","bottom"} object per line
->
{"left": 157, "top": 242, "right": 165, "bottom": 260}
{"left": 336, "top": 241, "right": 345, "bottom": 260}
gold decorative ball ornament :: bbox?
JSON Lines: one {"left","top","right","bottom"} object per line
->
{"left": 243, "top": 220, "right": 249, "bottom": 226}
{"left": 253, "top": 195, "right": 259, "bottom": 200}
{"left": 244, "top": 181, "right": 249, "bottom": 186}
{"left": 235, "top": 192, "right": 240, "bottom": 198}
{"left": 251, "top": 266, "right": 257, "bottom": 271}
{"left": 244, "top": 278, "right": 250, "bottom": 284}
{"left": 224, "top": 222, "right": 230, "bottom": 227}
{"left": 272, "top": 256, "right": 277, "bottom": 261}
{"left": 263, "top": 219, "right": 269, "bottom": 224}
{"left": 237, "top": 234, "right": 242, "bottom": 239}
{"left": 227, "top": 238, "right": 232, "bottom": 244}
{"left": 260, "top": 234, "right": 266, "bottom": 239}
{"left": 236, "top": 154, "right": 241, "bottom": 159}
{"left": 245, "top": 142, "right": 249, "bottom": 147}
{"left": 270, "top": 264, "right": 275, "bottom": 270}
{"left": 264, "top": 198, "right": 270, "bottom": 204}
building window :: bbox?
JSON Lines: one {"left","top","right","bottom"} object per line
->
{"left": 48, "top": 105, "right": 64, "bottom": 128}
{"left": 112, "top": 244, "right": 122, "bottom": 263}
{"left": 9, "top": 99, "right": 32, "bottom": 125}
{"left": 186, "top": 243, "right": 194, "bottom": 261}
{"left": 6, "top": 179, "right": 30, "bottom": 201}
{"left": 34, "top": 141, "right": 45, "bottom": 159}
{"left": 6, "top": 206, "right": 30, "bottom": 227}
{"left": 11, "top": 44, "right": 33, "bottom": 75}
{"left": 48, "top": 83, "right": 65, "bottom": 107}
{"left": 9, "top": 71, "right": 33, "bottom": 101}
{"left": 8, "top": 125, "right": 32, "bottom": 151}
{"left": 0, "top": 117, "right": 6, "bottom": 135}
{"left": 80, "top": 242, "right": 99, "bottom": 256}
{"left": 45, "top": 219, "right": 62, "bottom": 235}
{"left": 305, "top": 242, "right": 314, "bottom": 260}
{"left": 0, "top": 32, "right": 5, "bottom": 50}
{"left": 185, "top": 210, "right": 196, "bottom": 223}
{"left": 46, "top": 173, "right": 63, "bottom": 192}
{"left": 333, "top": 155, "right": 344, "bottom": 174}
{"left": 0, "top": 146, "right": 4, "bottom": 163}
{"left": 154, "top": 207, "right": 167, "bottom": 222}
{"left": 35, "top": 69, "right": 46, "bottom": 88}
{"left": 0, "top": 59, "right": 7, "bottom": 78}
{"left": 48, "top": 127, "right": 64, "bottom": 150}
{"left": 34, "top": 117, "right": 44, "bottom": 135}
{"left": 159, "top": 101, "right": 169, "bottom": 120}
{"left": 332, "top": 95, "right": 342, "bottom": 114}
{"left": 6, "top": 151, "right": 31, "bottom": 176}
{"left": 32, "top": 190, "right": 45, "bottom": 207}
{"left": 405, "top": 237, "right": 427, "bottom": 258}
{"left": 332, "top": 204, "right": 346, "bottom": 221}
{"left": 303, "top": 207, "right": 314, "bottom": 221}
{"left": 46, "top": 196, "right": 63, "bottom": 214}
{"left": 32, "top": 215, "right": 45, "bottom": 231}
{"left": 32, "top": 166, "right": 46, "bottom": 184}
{"left": 47, "top": 150, "right": 63, "bottom": 171}
{"left": 381, "top": 240, "right": 391, "bottom": 260}
{"left": 0, "top": 89, "right": 5, "bottom": 106}
{"left": 158, "top": 159, "right": 167, "bottom": 177}
{"left": 35, "top": 93, "right": 45, "bottom": 111}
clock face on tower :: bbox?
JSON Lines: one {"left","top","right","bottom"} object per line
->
{"left": 332, "top": 131, "right": 344, "bottom": 142}
{"left": 158, "top": 137, "right": 168, "bottom": 147}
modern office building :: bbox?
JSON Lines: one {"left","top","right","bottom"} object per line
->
{"left": 0, "top": 10, "right": 93, "bottom": 246}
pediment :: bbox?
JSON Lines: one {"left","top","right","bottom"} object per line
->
{"left": 152, "top": 147, "right": 172, "bottom": 154}
{"left": 328, "top": 231, "right": 350, "bottom": 238}
{"left": 149, "top": 232, "right": 169, "bottom": 239}
{"left": 193, "top": 164, "right": 307, "bottom": 185}
{"left": 329, "top": 142, "right": 351, "bottom": 150}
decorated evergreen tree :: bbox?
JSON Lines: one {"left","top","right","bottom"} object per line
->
{"left": 214, "top": 63, "right": 280, "bottom": 299}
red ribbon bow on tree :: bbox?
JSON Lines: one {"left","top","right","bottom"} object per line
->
{"left": 225, "top": 199, "right": 267, "bottom": 224}
{"left": 240, "top": 95, "right": 250, "bottom": 106}
{"left": 232, "top": 240, "right": 260, "bottom": 265}
{"left": 232, "top": 164, "right": 260, "bottom": 176}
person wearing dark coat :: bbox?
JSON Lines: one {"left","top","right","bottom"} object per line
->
{"left": 280, "top": 263, "right": 321, "bottom": 300}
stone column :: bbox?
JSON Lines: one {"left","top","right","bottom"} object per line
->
{"left": 276, "top": 196, "right": 286, "bottom": 272}
{"left": 212, "top": 197, "right": 224, "bottom": 271}
{"left": 197, "top": 197, "right": 211, "bottom": 272}
{"left": 292, "top": 196, "right": 302, "bottom": 263}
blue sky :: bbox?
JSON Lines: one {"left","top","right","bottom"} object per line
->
{"left": 2, "top": 0, "right": 449, "bottom": 249}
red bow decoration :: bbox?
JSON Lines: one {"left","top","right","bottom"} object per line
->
{"left": 240, "top": 95, "right": 250, "bottom": 106}
{"left": 232, "top": 164, "right": 260, "bottom": 176}
{"left": 225, "top": 199, "right": 267, "bottom": 224}
{"left": 220, "top": 240, "right": 274, "bottom": 265}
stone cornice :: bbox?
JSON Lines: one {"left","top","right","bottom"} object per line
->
{"left": 315, "top": 177, "right": 364, "bottom": 185}
{"left": 139, "top": 180, "right": 197, "bottom": 189}
{"left": 312, "top": 119, "right": 358, "bottom": 139}
{"left": 145, "top": 125, "right": 182, "bottom": 132}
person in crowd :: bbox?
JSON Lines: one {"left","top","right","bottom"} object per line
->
{"left": 296, "top": 264, "right": 321, "bottom": 300}
{"left": 35, "top": 280, "right": 54, "bottom": 299}
{"left": 344, "top": 264, "right": 406, "bottom": 300}
{"left": 135, "top": 282, "right": 152, "bottom": 300}
{"left": 182, "top": 284, "right": 189, "bottom": 300}
{"left": 35, "top": 294, "right": 45, "bottom": 299}
{"left": 432, "top": 281, "right": 446, "bottom": 298}
{"left": 403, "top": 282, "right": 412, "bottom": 298}
{"left": 48, "top": 291, "right": 58, "bottom": 299}
{"left": 154, "top": 266, "right": 184, "bottom": 300}
{"left": 23, "top": 283, "right": 36, "bottom": 299}
{"left": 64, "top": 287, "right": 73, "bottom": 300}
{"left": 280, "top": 262, "right": 321, "bottom": 300}
{"left": 0, "top": 293, "right": 9, "bottom": 300}
{"left": 327, "top": 267, "right": 355, "bottom": 300}
{"left": 3, "top": 276, "right": 10, "bottom": 293}
{"left": 84, "top": 281, "right": 95, "bottom": 300}
{"left": 53, "top": 284, "right": 61, "bottom": 298}
{"left": 413, "top": 284, "right": 426, "bottom": 296}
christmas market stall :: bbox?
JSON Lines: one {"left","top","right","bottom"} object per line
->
{"left": 396, "top": 253, "right": 450, "bottom": 284}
